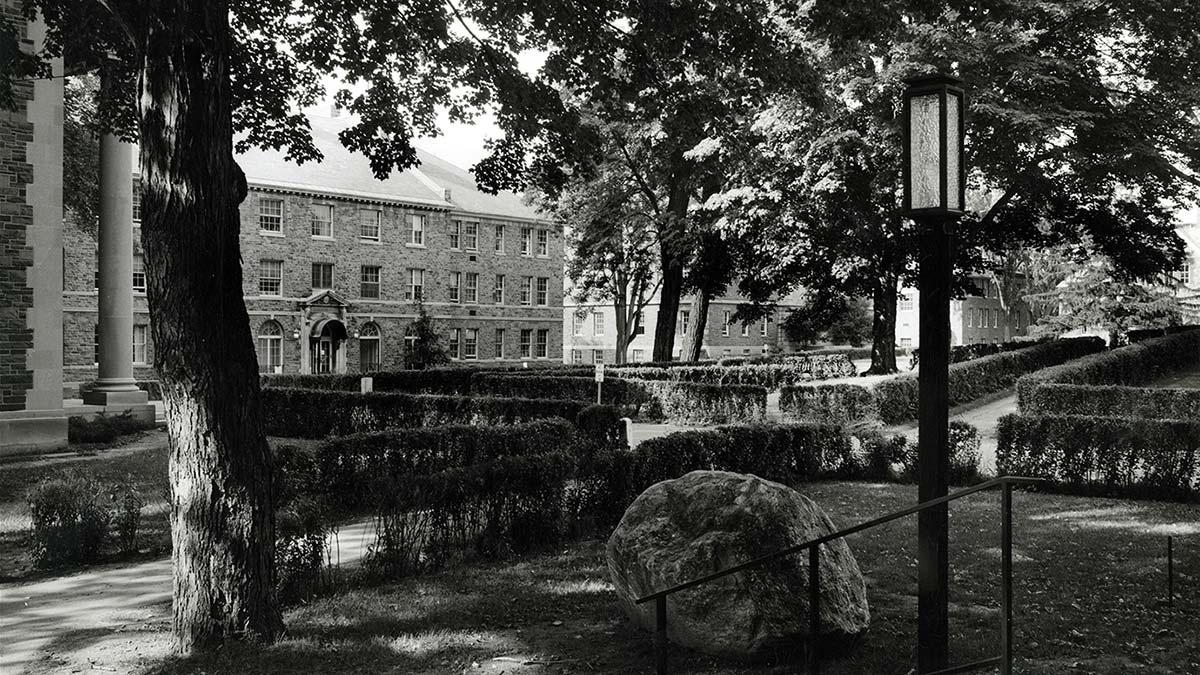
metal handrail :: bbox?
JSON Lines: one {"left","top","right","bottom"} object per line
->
{"left": 634, "top": 475, "right": 1043, "bottom": 675}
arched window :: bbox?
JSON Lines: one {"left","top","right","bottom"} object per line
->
{"left": 359, "top": 321, "right": 381, "bottom": 372}
{"left": 257, "top": 320, "right": 283, "bottom": 374}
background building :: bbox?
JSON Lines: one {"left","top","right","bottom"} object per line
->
{"left": 62, "top": 115, "right": 561, "bottom": 385}
{"left": 894, "top": 274, "right": 1033, "bottom": 350}
{"left": 563, "top": 290, "right": 804, "bottom": 364}
{"left": 1174, "top": 207, "right": 1200, "bottom": 322}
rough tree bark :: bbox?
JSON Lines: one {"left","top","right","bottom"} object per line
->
{"left": 866, "top": 274, "right": 899, "bottom": 374}
{"left": 137, "top": 0, "right": 281, "bottom": 653}
{"left": 680, "top": 290, "right": 710, "bottom": 361}
{"left": 651, "top": 160, "right": 692, "bottom": 362}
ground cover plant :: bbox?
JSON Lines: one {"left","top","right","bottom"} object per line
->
{"left": 46, "top": 482, "right": 1200, "bottom": 675}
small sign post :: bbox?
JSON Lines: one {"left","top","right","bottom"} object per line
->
{"left": 594, "top": 362, "right": 605, "bottom": 404}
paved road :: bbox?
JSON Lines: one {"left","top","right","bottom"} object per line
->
{"left": 0, "top": 520, "right": 376, "bottom": 674}
{"left": 886, "top": 390, "right": 1018, "bottom": 474}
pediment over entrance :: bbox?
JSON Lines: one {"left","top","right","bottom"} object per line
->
{"left": 299, "top": 289, "right": 350, "bottom": 309}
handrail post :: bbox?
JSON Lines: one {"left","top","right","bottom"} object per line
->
{"left": 655, "top": 595, "right": 668, "bottom": 675}
{"left": 808, "top": 544, "right": 821, "bottom": 674}
{"left": 1167, "top": 536, "right": 1174, "bottom": 609}
{"left": 1000, "top": 480, "right": 1013, "bottom": 675}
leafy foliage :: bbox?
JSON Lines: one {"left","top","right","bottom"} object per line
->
{"left": 401, "top": 300, "right": 451, "bottom": 370}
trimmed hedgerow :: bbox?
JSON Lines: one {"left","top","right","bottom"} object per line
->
{"left": 1023, "top": 383, "right": 1200, "bottom": 420}
{"left": 616, "top": 356, "right": 856, "bottom": 388}
{"left": 633, "top": 380, "right": 767, "bottom": 425}
{"left": 472, "top": 374, "right": 652, "bottom": 408}
{"left": 261, "top": 387, "right": 587, "bottom": 438}
{"left": 575, "top": 404, "right": 628, "bottom": 451}
{"left": 630, "top": 422, "right": 854, "bottom": 490}
{"left": 782, "top": 337, "right": 1105, "bottom": 425}
{"left": 780, "top": 384, "right": 879, "bottom": 425}
{"left": 996, "top": 413, "right": 1200, "bottom": 501}
{"left": 1017, "top": 330, "right": 1200, "bottom": 410}
{"left": 262, "top": 373, "right": 359, "bottom": 391}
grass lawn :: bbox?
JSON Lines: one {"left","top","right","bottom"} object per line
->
{"left": 0, "top": 430, "right": 171, "bottom": 581}
{"left": 78, "top": 481, "right": 1194, "bottom": 675}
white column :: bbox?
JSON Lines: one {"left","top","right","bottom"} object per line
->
{"left": 84, "top": 131, "right": 147, "bottom": 406}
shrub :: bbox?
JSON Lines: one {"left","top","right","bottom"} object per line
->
{"left": 275, "top": 495, "right": 332, "bottom": 602}
{"left": 996, "top": 413, "right": 1200, "bottom": 501}
{"left": 575, "top": 404, "right": 627, "bottom": 451}
{"left": 260, "top": 387, "right": 587, "bottom": 438}
{"left": 632, "top": 380, "right": 767, "bottom": 425}
{"left": 473, "top": 374, "right": 651, "bottom": 409}
{"left": 780, "top": 384, "right": 878, "bottom": 425}
{"left": 630, "top": 423, "right": 853, "bottom": 491}
{"left": 568, "top": 448, "right": 638, "bottom": 536}
{"left": 1017, "top": 331, "right": 1200, "bottom": 410}
{"left": 616, "top": 355, "right": 856, "bottom": 388}
{"left": 109, "top": 478, "right": 145, "bottom": 556}
{"left": 1023, "top": 383, "right": 1200, "bottom": 420}
{"left": 27, "top": 472, "right": 112, "bottom": 568}
{"left": 68, "top": 411, "right": 151, "bottom": 444}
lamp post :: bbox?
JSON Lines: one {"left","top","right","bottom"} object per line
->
{"left": 902, "top": 73, "right": 965, "bottom": 673}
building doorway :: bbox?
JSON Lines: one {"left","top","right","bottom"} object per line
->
{"left": 309, "top": 319, "right": 347, "bottom": 374}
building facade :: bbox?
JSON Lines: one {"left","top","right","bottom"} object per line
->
{"left": 62, "top": 115, "right": 562, "bottom": 385}
{"left": 1174, "top": 208, "right": 1200, "bottom": 322}
{"left": 894, "top": 275, "right": 1033, "bottom": 350}
{"left": 0, "top": 4, "right": 67, "bottom": 453}
{"left": 563, "top": 291, "right": 803, "bottom": 364}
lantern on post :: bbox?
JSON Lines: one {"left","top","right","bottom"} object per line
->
{"left": 901, "top": 73, "right": 966, "bottom": 675}
{"left": 902, "top": 74, "right": 966, "bottom": 217}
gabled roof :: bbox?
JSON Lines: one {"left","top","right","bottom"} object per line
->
{"left": 234, "top": 114, "right": 547, "bottom": 222}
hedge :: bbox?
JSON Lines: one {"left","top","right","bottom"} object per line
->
{"left": 1022, "top": 383, "right": 1200, "bottom": 420}
{"left": 472, "top": 374, "right": 652, "bottom": 408}
{"left": 996, "top": 413, "right": 1200, "bottom": 501}
{"left": 261, "top": 387, "right": 587, "bottom": 438}
{"left": 615, "top": 355, "right": 856, "bottom": 388}
{"left": 632, "top": 379, "right": 767, "bottom": 425}
{"left": 1017, "top": 330, "right": 1200, "bottom": 410}
{"left": 782, "top": 337, "right": 1105, "bottom": 425}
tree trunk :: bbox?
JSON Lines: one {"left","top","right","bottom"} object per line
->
{"left": 138, "top": 0, "right": 281, "bottom": 654}
{"left": 866, "top": 277, "right": 899, "bottom": 374}
{"left": 651, "top": 161, "right": 692, "bottom": 362}
{"left": 613, "top": 294, "right": 629, "bottom": 365}
{"left": 681, "top": 290, "right": 711, "bottom": 361}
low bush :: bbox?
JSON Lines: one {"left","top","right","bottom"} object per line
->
{"left": 782, "top": 337, "right": 1105, "bottom": 425}
{"left": 908, "top": 338, "right": 1048, "bottom": 370}
{"left": 473, "top": 374, "right": 651, "bottom": 409}
{"left": 1127, "top": 324, "right": 1200, "bottom": 343}
{"left": 575, "top": 404, "right": 628, "bottom": 451}
{"left": 996, "top": 413, "right": 1200, "bottom": 501}
{"left": 1023, "top": 383, "right": 1200, "bottom": 420}
{"left": 261, "top": 387, "right": 587, "bottom": 438}
{"left": 616, "top": 355, "right": 856, "bottom": 388}
{"left": 633, "top": 380, "right": 767, "bottom": 425}
{"left": 275, "top": 495, "right": 332, "bottom": 602}
{"left": 27, "top": 472, "right": 112, "bottom": 568}
{"left": 568, "top": 447, "right": 638, "bottom": 536}
{"left": 68, "top": 411, "right": 152, "bottom": 444}
{"left": 1017, "top": 331, "right": 1200, "bottom": 410}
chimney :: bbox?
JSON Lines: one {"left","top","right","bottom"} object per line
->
{"left": 443, "top": 188, "right": 452, "bottom": 202}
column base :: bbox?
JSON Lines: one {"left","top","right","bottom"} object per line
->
{"left": 82, "top": 386, "right": 149, "bottom": 407}
{"left": 0, "top": 409, "right": 69, "bottom": 457}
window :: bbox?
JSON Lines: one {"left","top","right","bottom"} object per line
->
{"left": 409, "top": 214, "right": 425, "bottom": 245}
{"left": 404, "top": 325, "right": 418, "bottom": 353}
{"left": 573, "top": 313, "right": 584, "bottom": 336}
{"left": 359, "top": 208, "right": 381, "bottom": 241}
{"left": 592, "top": 349, "right": 605, "bottom": 364}
{"left": 448, "top": 271, "right": 461, "bottom": 303}
{"left": 634, "top": 310, "right": 645, "bottom": 335}
{"left": 520, "top": 227, "right": 533, "bottom": 255}
{"left": 494, "top": 328, "right": 506, "bottom": 359}
{"left": 679, "top": 310, "right": 690, "bottom": 335}
{"left": 520, "top": 276, "right": 533, "bottom": 305}
{"left": 1015, "top": 310, "right": 1023, "bottom": 331}
{"left": 493, "top": 274, "right": 505, "bottom": 304}
{"left": 1180, "top": 261, "right": 1191, "bottom": 286}
{"left": 132, "top": 324, "right": 148, "bottom": 364}
{"left": 132, "top": 186, "right": 142, "bottom": 223}
{"left": 449, "top": 328, "right": 461, "bottom": 359}
{"left": 311, "top": 204, "right": 333, "bottom": 238}
{"left": 761, "top": 319, "right": 768, "bottom": 337}
{"left": 465, "top": 273, "right": 478, "bottom": 303}
{"left": 132, "top": 254, "right": 146, "bottom": 293}
{"left": 899, "top": 295, "right": 914, "bottom": 311}
{"left": 259, "top": 259, "right": 283, "bottom": 296}
{"left": 967, "top": 309, "right": 974, "bottom": 328}
{"left": 741, "top": 322, "right": 750, "bottom": 337}
{"left": 464, "top": 221, "right": 478, "bottom": 250}
{"left": 464, "top": 328, "right": 478, "bottom": 359}
{"left": 519, "top": 329, "right": 532, "bottom": 358}
{"left": 494, "top": 224, "right": 505, "bottom": 253}
{"left": 257, "top": 320, "right": 283, "bottom": 374}
{"left": 311, "top": 262, "right": 333, "bottom": 290}
{"left": 259, "top": 198, "right": 283, "bottom": 232}
{"left": 900, "top": 337, "right": 913, "bottom": 349}
{"left": 993, "top": 309, "right": 999, "bottom": 328}
{"left": 360, "top": 265, "right": 381, "bottom": 299}
{"left": 536, "top": 229, "right": 548, "bottom": 256}
{"left": 407, "top": 268, "right": 424, "bottom": 300}
{"left": 722, "top": 311, "right": 731, "bottom": 337}
{"left": 536, "top": 277, "right": 548, "bottom": 305}
{"left": 572, "top": 349, "right": 583, "bottom": 364}
{"left": 449, "top": 220, "right": 461, "bottom": 249}
{"left": 358, "top": 322, "right": 381, "bottom": 371}
{"left": 93, "top": 325, "right": 99, "bottom": 365}
{"left": 536, "top": 329, "right": 548, "bottom": 358}
{"left": 594, "top": 312, "right": 605, "bottom": 336}
{"left": 632, "top": 349, "right": 645, "bottom": 362}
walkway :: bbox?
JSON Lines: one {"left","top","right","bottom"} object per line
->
{"left": 886, "top": 389, "right": 1018, "bottom": 475}
{"left": 0, "top": 520, "right": 376, "bottom": 674}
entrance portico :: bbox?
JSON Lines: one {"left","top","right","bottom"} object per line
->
{"left": 299, "top": 290, "right": 350, "bottom": 374}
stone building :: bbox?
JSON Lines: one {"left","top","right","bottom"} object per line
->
{"left": 62, "top": 114, "right": 561, "bottom": 384}
{"left": 894, "top": 274, "right": 1033, "bottom": 350}
{"left": 0, "top": 5, "right": 67, "bottom": 453}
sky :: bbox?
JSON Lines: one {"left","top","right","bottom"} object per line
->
{"left": 413, "top": 111, "right": 499, "bottom": 172}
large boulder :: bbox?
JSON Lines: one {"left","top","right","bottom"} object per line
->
{"left": 606, "top": 470, "right": 869, "bottom": 657}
